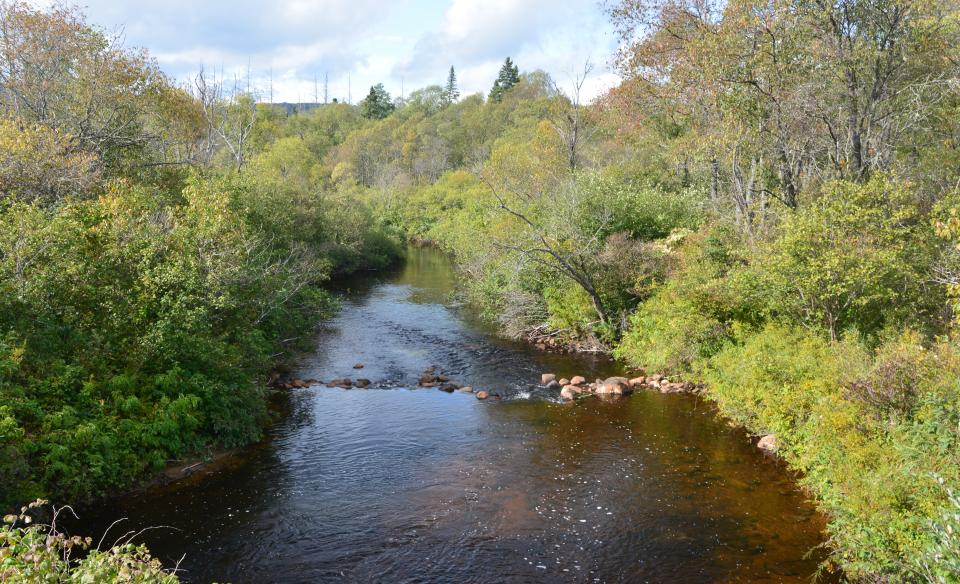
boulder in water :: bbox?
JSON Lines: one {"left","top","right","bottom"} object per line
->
{"left": 560, "top": 386, "right": 577, "bottom": 401}
{"left": 353, "top": 363, "right": 364, "bottom": 369}
{"left": 355, "top": 378, "right": 371, "bottom": 388}
{"left": 476, "top": 390, "right": 489, "bottom": 400}
{"left": 595, "top": 377, "right": 632, "bottom": 395}
{"left": 458, "top": 386, "right": 474, "bottom": 393}
{"left": 541, "top": 373, "right": 557, "bottom": 384}
{"left": 545, "top": 380, "right": 561, "bottom": 390}
{"left": 570, "top": 375, "right": 586, "bottom": 386}
{"left": 558, "top": 378, "right": 570, "bottom": 386}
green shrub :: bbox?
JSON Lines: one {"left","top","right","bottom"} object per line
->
{"left": 0, "top": 171, "right": 374, "bottom": 508}
{"left": 704, "top": 326, "right": 960, "bottom": 581}
{"left": 615, "top": 224, "right": 747, "bottom": 372}
{"left": 746, "top": 176, "right": 944, "bottom": 341}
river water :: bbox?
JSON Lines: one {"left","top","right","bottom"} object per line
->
{"left": 74, "top": 246, "right": 831, "bottom": 583}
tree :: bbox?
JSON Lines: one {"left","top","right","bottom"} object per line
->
{"left": 0, "top": 118, "right": 98, "bottom": 205}
{"left": 550, "top": 61, "right": 600, "bottom": 172}
{"left": 0, "top": 1, "right": 170, "bottom": 169}
{"left": 360, "top": 83, "right": 395, "bottom": 120}
{"left": 407, "top": 85, "right": 447, "bottom": 115}
{"left": 489, "top": 57, "right": 520, "bottom": 102}
{"left": 606, "top": 0, "right": 960, "bottom": 236}
{"left": 753, "top": 176, "right": 941, "bottom": 341}
{"left": 443, "top": 66, "right": 460, "bottom": 106}
{"left": 194, "top": 67, "right": 257, "bottom": 171}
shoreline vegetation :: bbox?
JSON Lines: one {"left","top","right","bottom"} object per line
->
{"left": 2, "top": 0, "right": 960, "bottom": 582}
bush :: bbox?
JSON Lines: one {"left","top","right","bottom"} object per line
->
{"left": 704, "top": 326, "right": 960, "bottom": 581}
{"left": 0, "top": 174, "right": 352, "bottom": 508}
{"left": 746, "top": 176, "right": 944, "bottom": 341}
{"left": 0, "top": 501, "right": 180, "bottom": 583}
{"left": 615, "top": 224, "right": 747, "bottom": 372}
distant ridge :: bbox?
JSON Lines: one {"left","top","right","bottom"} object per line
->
{"left": 263, "top": 102, "right": 336, "bottom": 114}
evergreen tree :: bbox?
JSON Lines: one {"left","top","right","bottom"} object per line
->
{"left": 489, "top": 57, "right": 520, "bottom": 102}
{"left": 443, "top": 66, "right": 459, "bottom": 106}
{"left": 360, "top": 83, "right": 395, "bottom": 119}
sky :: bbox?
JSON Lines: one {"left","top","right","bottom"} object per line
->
{"left": 36, "top": 0, "right": 622, "bottom": 104}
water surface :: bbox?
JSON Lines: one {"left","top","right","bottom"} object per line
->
{"left": 75, "top": 246, "right": 831, "bottom": 583}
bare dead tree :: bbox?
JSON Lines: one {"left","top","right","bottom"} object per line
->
{"left": 194, "top": 66, "right": 257, "bottom": 171}
{"left": 550, "top": 60, "right": 602, "bottom": 172}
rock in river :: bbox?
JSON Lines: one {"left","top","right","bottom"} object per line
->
{"left": 541, "top": 373, "right": 557, "bottom": 384}
{"left": 476, "top": 390, "right": 489, "bottom": 400}
{"left": 595, "top": 377, "right": 633, "bottom": 395}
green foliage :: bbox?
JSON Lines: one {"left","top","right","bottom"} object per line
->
{"left": 749, "top": 176, "right": 944, "bottom": 341}
{"left": 919, "top": 477, "right": 960, "bottom": 583}
{"left": 703, "top": 326, "right": 960, "bottom": 581}
{"left": 360, "top": 83, "right": 396, "bottom": 120}
{"left": 489, "top": 57, "right": 520, "bottom": 102}
{"left": 615, "top": 225, "right": 747, "bottom": 372}
{"left": 0, "top": 4, "right": 400, "bottom": 506}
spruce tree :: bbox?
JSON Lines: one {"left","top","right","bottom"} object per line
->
{"left": 489, "top": 57, "right": 520, "bottom": 102}
{"left": 360, "top": 83, "right": 395, "bottom": 119}
{"left": 443, "top": 66, "right": 459, "bottom": 105}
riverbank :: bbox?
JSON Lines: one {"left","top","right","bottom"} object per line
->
{"left": 64, "top": 244, "right": 832, "bottom": 584}
{"left": 418, "top": 226, "right": 958, "bottom": 581}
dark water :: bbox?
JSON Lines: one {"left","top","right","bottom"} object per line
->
{"left": 74, "top": 246, "right": 831, "bottom": 583}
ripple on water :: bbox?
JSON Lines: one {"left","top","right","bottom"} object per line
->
{"left": 71, "top": 247, "right": 835, "bottom": 584}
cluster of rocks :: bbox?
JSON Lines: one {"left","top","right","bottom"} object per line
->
{"left": 326, "top": 377, "right": 371, "bottom": 389}
{"left": 270, "top": 375, "right": 372, "bottom": 390}
{"left": 418, "top": 366, "right": 462, "bottom": 392}
{"left": 273, "top": 363, "right": 501, "bottom": 398}
{"left": 273, "top": 377, "right": 321, "bottom": 390}
{"left": 416, "top": 366, "right": 499, "bottom": 400}
{"left": 540, "top": 372, "right": 699, "bottom": 402}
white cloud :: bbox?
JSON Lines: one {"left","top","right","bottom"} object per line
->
{"left": 395, "top": 0, "right": 620, "bottom": 102}
{"left": 26, "top": 0, "right": 619, "bottom": 103}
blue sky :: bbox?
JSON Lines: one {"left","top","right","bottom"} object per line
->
{"left": 42, "top": 0, "right": 621, "bottom": 103}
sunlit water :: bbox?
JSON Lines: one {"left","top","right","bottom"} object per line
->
{"left": 73, "top": 246, "right": 831, "bottom": 583}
